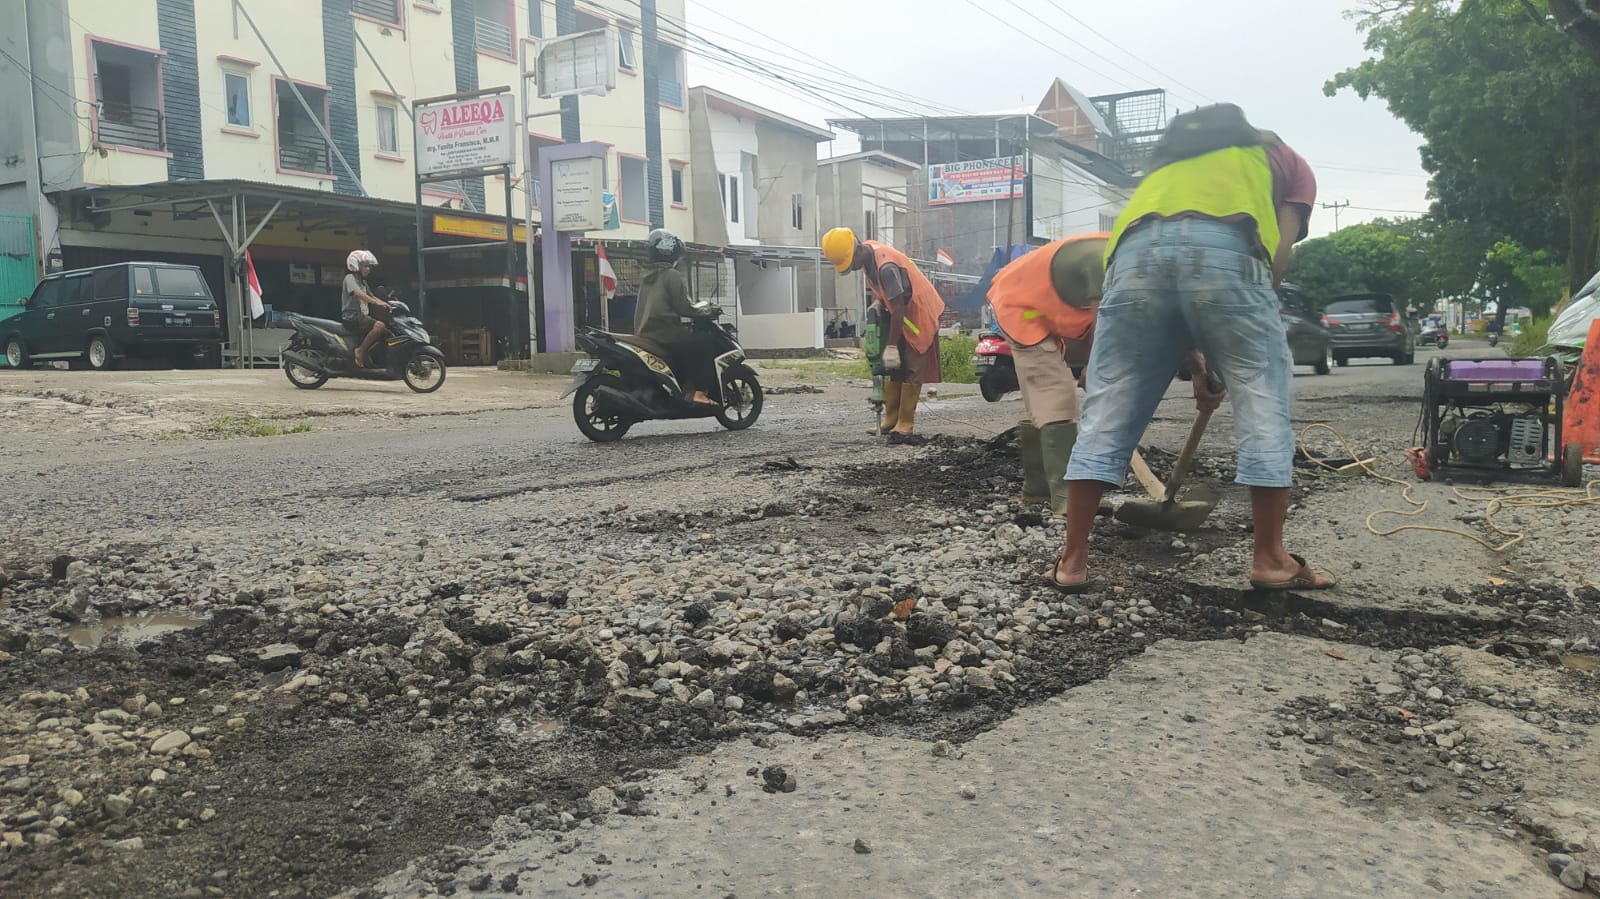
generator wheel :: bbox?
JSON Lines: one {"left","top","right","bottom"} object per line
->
{"left": 1561, "top": 443, "right": 1585, "bottom": 488}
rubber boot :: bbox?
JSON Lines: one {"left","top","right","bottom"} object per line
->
{"left": 878, "top": 378, "right": 902, "bottom": 435}
{"left": 1038, "top": 420, "right": 1078, "bottom": 515}
{"left": 891, "top": 381, "right": 920, "bottom": 436}
{"left": 1018, "top": 420, "right": 1049, "bottom": 505}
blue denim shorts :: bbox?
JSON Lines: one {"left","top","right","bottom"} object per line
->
{"left": 1065, "top": 218, "right": 1295, "bottom": 488}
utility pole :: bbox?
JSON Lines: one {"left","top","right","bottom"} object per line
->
{"left": 555, "top": 0, "right": 580, "bottom": 142}
{"left": 641, "top": 0, "right": 664, "bottom": 227}
{"left": 1321, "top": 200, "right": 1351, "bottom": 232}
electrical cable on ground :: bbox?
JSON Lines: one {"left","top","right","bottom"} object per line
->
{"left": 1296, "top": 422, "right": 1599, "bottom": 553}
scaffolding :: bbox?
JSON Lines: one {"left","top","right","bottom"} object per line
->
{"left": 1090, "top": 89, "right": 1167, "bottom": 175}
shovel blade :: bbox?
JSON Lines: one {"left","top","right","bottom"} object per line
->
{"left": 1113, "top": 483, "right": 1220, "bottom": 532}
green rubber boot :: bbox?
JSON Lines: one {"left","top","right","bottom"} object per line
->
{"left": 1018, "top": 420, "right": 1049, "bottom": 505}
{"left": 1038, "top": 420, "right": 1079, "bottom": 515}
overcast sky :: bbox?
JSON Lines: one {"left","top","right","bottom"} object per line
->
{"left": 680, "top": 0, "right": 1430, "bottom": 239}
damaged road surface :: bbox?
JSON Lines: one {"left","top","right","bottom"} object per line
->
{"left": 2, "top": 358, "right": 1599, "bottom": 897}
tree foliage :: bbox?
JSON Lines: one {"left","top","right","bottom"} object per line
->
{"left": 1482, "top": 238, "right": 1567, "bottom": 316}
{"left": 1286, "top": 217, "right": 1478, "bottom": 309}
{"left": 1327, "top": 0, "right": 1600, "bottom": 294}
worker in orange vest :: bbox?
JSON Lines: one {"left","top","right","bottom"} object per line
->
{"left": 986, "top": 233, "right": 1109, "bottom": 513}
{"left": 823, "top": 228, "right": 947, "bottom": 442}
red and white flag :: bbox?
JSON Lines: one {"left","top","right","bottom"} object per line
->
{"left": 245, "top": 251, "right": 265, "bottom": 319}
{"left": 936, "top": 247, "right": 955, "bottom": 268}
{"left": 596, "top": 243, "right": 618, "bottom": 299}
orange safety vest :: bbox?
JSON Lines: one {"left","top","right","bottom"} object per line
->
{"left": 987, "top": 233, "right": 1108, "bottom": 347}
{"left": 866, "top": 242, "right": 945, "bottom": 354}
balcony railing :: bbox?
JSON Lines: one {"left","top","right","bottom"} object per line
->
{"left": 96, "top": 102, "right": 164, "bottom": 152}
{"left": 278, "top": 129, "right": 332, "bottom": 175}
{"left": 474, "top": 16, "right": 514, "bottom": 57}
{"left": 658, "top": 77, "right": 684, "bottom": 107}
{"left": 352, "top": 0, "right": 401, "bottom": 24}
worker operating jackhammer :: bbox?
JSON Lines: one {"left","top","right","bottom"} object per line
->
{"left": 985, "top": 232, "right": 1109, "bottom": 514}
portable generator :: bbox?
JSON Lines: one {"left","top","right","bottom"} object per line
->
{"left": 1421, "top": 356, "right": 1584, "bottom": 486}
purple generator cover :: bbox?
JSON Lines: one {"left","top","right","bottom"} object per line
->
{"left": 1443, "top": 359, "right": 1545, "bottom": 381}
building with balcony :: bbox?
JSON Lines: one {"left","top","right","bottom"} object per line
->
{"left": 0, "top": 0, "right": 693, "bottom": 364}
{"left": 686, "top": 86, "right": 834, "bottom": 350}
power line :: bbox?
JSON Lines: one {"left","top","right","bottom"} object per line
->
{"left": 1039, "top": 0, "right": 1215, "bottom": 107}
{"left": 961, "top": 0, "right": 1138, "bottom": 95}
{"left": 998, "top": 0, "right": 1200, "bottom": 104}
{"left": 675, "top": 0, "right": 970, "bottom": 116}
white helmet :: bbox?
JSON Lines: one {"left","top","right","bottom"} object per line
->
{"left": 347, "top": 250, "right": 378, "bottom": 273}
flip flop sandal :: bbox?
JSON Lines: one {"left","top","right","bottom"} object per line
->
{"left": 1249, "top": 553, "right": 1338, "bottom": 591}
{"left": 1044, "top": 570, "right": 1094, "bottom": 595}
{"left": 1043, "top": 549, "right": 1094, "bottom": 594}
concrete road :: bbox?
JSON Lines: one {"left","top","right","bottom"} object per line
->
{"left": 5, "top": 346, "right": 1599, "bottom": 899}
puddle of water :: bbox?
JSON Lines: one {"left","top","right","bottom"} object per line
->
{"left": 1560, "top": 654, "right": 1600, "bottom": 672}
{"left": 67, "top": 614, "right": 207, "bottom": 649}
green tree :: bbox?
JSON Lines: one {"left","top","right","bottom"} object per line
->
{"left": 1286, "top": 219, "right": 1447, "bottom": 307}
{"left": 1327, "top": 0, "right": 1600, "bottom": 294}
{"left": 1483, "top": 238, "right": 1567, "bottom": 316}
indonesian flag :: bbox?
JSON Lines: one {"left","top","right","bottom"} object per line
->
{"left": 597, "top": 243, "right": 618, "bottom": 299}
{"left": 245, "top": 251, "right": 265, "bottom": 319}
{"left": 936, "top": 247, "right": 955, "bottom": 268}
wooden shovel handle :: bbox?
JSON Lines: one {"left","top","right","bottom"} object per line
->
{"left": 1128, "top": 449, "right": 1168, "bottom": 501}
{"left": 1165, "top": 370, "right": 1224, "bottom": 502}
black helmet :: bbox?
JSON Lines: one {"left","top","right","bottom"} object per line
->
{"left": 647, "top": 228, "right": 685, "bottom": 265}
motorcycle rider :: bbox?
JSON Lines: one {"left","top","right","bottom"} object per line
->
{"left": 634, "top": 229, "right": 719, "bottom": 405}
{"left": 342, "top": 250, "right": 391, "bottom": 368}
{"left": 986, "top": 232, "right": 1109, "bottom": 514}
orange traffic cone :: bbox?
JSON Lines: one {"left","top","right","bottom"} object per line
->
{"left": 1563, "top": 317, "right": 1600, "bottom": 466}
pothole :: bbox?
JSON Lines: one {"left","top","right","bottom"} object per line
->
{"left": 65, "top": 613, "right": 208, "bottom": 649}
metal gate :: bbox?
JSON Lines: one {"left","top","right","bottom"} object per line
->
{"left": 0, "top": 214, "right": 38, "bottom": 319}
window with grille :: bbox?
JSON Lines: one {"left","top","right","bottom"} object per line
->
{"left": 91, "top": 41, "right": 165, "bottom": 152}
{"left": 275, "top": 79, "right": 331, "bottom": 175}
{"left": 352, "top": 0, "right": 401, "bottom": 25}
{"left": 474, "top": 0, "right": 515, "bottom": 57}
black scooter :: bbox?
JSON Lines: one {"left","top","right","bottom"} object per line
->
{"left": 564, "top": 311, "right": 763, "bottom": 442}
{"left": 280, "top": 296, "right": 447, "bottom": 393}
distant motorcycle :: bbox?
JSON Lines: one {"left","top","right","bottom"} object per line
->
{"left": 974, "top": 332, "right": 1017, "bottom": 402}
{"left": 564, "top": 309, "right": 762, "bottom": 442}
{"left": 280, "top": 295, "right": 446, "bottom": 393}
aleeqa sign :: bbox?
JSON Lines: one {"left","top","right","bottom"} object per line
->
{"left": 415, "top": 93, "right": 517, "bottom": 176}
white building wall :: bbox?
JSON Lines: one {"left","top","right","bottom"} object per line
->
{"left": 703, "top": 105, "right": 759, "bottom": 245}
{"left": 60, "top": 0, "right": 693, "bottom": 239}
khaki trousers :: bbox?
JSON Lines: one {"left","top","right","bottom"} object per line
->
{"left": 1011, "top": 338, "right": 1080, "bottom": 427}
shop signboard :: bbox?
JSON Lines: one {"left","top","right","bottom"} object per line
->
{"left": 415, "top": 93, "right": 517, "bottom": 177}
{"left": 927, "top": 157, "right": 1024, "bottom": 206}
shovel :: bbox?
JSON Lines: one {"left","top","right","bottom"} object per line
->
{"left": 1115, "top": 371, "right": 1224, "bottom": 532}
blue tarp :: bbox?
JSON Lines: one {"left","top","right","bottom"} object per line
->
{"left": 953, "top": 244, "right": 1036, "bottom": 318}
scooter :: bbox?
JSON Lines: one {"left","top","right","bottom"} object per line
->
{"left": 280, "top": 295, "right": 447, "bottom": 394}
{"left": 563, "top": 309, "right": 763, "bottom": 442}
{"left": 975, "top": 332, "right": 1017, "bottom": 402}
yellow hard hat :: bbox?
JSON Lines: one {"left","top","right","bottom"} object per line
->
{"left": 822, "top": 227, "right": 858, "bottom": 274}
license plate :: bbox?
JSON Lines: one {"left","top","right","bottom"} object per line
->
{"left": 571, "top": 358, "right": 599, "bottom": 373}
{"left": 170, "top": 316, "right": 190, "bottom": 326}
{"left": 973, "top": 356, "right": 994, "bottom": 367}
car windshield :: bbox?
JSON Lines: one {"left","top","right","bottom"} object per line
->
{"left": 1326, "top": 296, "right": 1393, "bottom": 316}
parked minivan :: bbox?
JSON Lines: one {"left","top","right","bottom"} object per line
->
{"left": 2, "top": 263, "right": 223, "bottom": 370}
